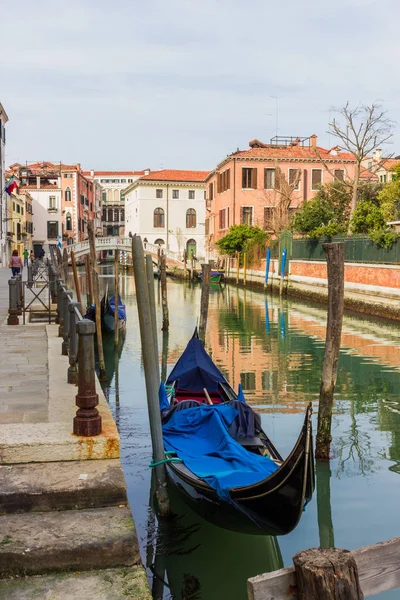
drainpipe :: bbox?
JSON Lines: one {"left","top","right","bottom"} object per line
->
{"left": 233, "top": 160, "right": 236, "bottom": 225}
{"left": 166, "top": 184, "right": 169, "bottom": 250}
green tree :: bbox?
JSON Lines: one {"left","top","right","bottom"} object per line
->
{"left": 216, "top": 224, "right": 268, "bottom": 256}
{"left": 377, "top": 163, "right": 400, "bottom": 222}
{"left": 291, "top": 182, "right": 351, "bottom": 239}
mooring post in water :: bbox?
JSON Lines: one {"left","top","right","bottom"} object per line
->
{"left": 131, "top": 235, "right": 170, "bottom": 516}
{"left": 145, "top": 253, "right": 159, "bottom": 377}
{"left": 73, "top": 318, "right": 102, "bottom": 436}
{"left": 264, "top": 247, "right": 271, "bottom": 289}
{"left": 56, "top": 279, "right": 63, "bottom": 334}
{"left": 62, "top": 247, "right": 69, "bottom": 282}
{"left": 243, "top": 252, "right": 247, "bottom": 286}
{"left": 279, "top": 248, "right": 287, "bottom": 297}
{"left": 71, "top": 250, "right": 82, "bottom": 306}
{"left": 62, "top": 289, "right": 72, "bottom": 356}
{"left": 236, "top": 251, "right": 240, "bottom": 285}
{"left": 87, "top": 221, "right": 106, "bottom": 379}
{"left": 85, "top": 253, "right": 94, "bottom": 307}
{"left": 316, "top": 242, "right": 345, "bottom": 460}
{"left": 183, "top": 249, "right": 187, "bottom": 278}
{"left": 68, "top": 301, "right": 81, "bottom": 384}
{"left": 199, "top": 263, "right": 211, "bottom": 344}
{"left": 114, "top": 249, "right": 119, "bottom": 347}
{"left": 160, "top": 253, "right": 169, "bottom": 331}
{"left": 293, "top": 547, "right": 363, "bottom": 600}
{"left": 190, "top": 254, "right": 194, "bottom": 280}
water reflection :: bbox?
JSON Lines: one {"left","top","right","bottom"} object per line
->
{"left": 316, "top": 461, "right": 335, "bottom": 549}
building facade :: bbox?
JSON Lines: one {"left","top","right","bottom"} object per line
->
{"left": 9, "top": 162, "right": 63, "bottom": 257}
{"left": 83, "top": 171, "right": 145, "bottom": 238}
{"left": 61, "top": 164, "right": 96, "bottom": 244}
{"left": 124, "top": 170, "right": 209, "bottom": 259}
{"left": 0, "top": 103, "right": 9, "bottom": 264}
{"left": 205, "top": 135, "right": 356, "bottom": 252}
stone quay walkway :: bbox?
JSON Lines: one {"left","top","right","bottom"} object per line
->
{"left": 0, "top": 266, "right": 151, "bottom": 599}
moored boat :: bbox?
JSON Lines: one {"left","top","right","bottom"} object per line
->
{"left": 158, "top": 329, "right": 315, "bottom": 535}
{"left": 101, "top": 285, "right": 127, "bottom": 332}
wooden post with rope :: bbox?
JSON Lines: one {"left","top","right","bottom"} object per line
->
{"left": 199, "top": 263, "right": 211, "bottom": 344}
{"left": 87, "top": 221, "right": 106, "bottom": 379}
{"left": 85, "top": 254, "right": 94, "bottom": 307}
{"left": 160, "top": 253, "right": 169, "bottom": 331}
{"left": 114, "top": 249, "right": 119, "bottom": 347}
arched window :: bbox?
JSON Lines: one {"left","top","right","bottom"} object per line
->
{"left": 108, "top": 208, "right": 113, "bottom": 222}
{"left": 120, "top": 208, "right": 125, "bottom": 221}
{"left": 186, "top": 208, "right": 196, "bottom": 228}
{"left": 154, "top": 207, "right": 165, "bottom": 228}
{"left": 114, "top": 189, "right": 119, "bottom": 202}
{"left": 154, "top": 238, "right": 165, "bottom": 246}
{"left": 114, "top": 208, "right": 119, "bottom": 222}
{"left": 65, "top": 187, "right": 71, "bottom": 202}
{"left": 107, "top": 189, "right": 113, "bottom": 203}
{"left": 67, "top": 236, "right": 74, "bottom": 246}
{"left": 66, "top": 212, "right": 72, "bottom": 231}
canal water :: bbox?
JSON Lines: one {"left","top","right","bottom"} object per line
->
{"left": 92, "top": 268, "right": 400, "bottom": 599}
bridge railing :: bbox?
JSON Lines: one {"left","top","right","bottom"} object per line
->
{"left": 65, "top": 236, "right": 182, "bottom": 263}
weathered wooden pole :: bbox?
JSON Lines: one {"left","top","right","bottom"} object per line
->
{"left": 62, "top": 247, "right": 69, "bottom": 282}
{"left": 317, "top": 461, "right": 335, "bottom": 549}
{"left": 190, "top": 254, "right": 194, "bottom": 280}
{"left": 316, "top": 242, "right": 345, "bottom": 460}
{"left": 131, "top": 236, "right": 170, "bottom": 516}
{"left": 160, "top": 253, "right": 169, "bottom": 331}
{"left": 199, "top": 263, "right": 211, "bottom": 344}
{"left": 161, "top": 331, "right": 169, "bottom": 383}
{"left": 293, "top": 547, "right": 363, "bottom": 600}
{"left": 226, "top": 256, "right": 230, "bottom": 278}
{"left": 236, "top": 251, "right": 240, "bottom": 284}
{"left": 243, "top": 252, "right": 247, "bottom": 285}
{"left": 71, "top": 250, "right": 82, "bottom": 306}
{"left": 87, "top": 220, "right": 106, "bottom": 379}
{"left": 264, "top": 247, "right": 271, "bottom": 289}
{"left": 183, "top": 249, "right": 187, "bottom": 279}
{"left": 145, "top": 253, "right": 159, "bottom": 378}
{"left": 279, "top": 248, "right": 287, "bottom": 297}
{"left": 73, "top": 318, "right": 102, "bottom": 436}
{"left": 114, "top": 250, "right": 119, "bottom": 347}
{"left": 7, "top": 279, "right": 19, "bottom": 325}
{"left": 85, "top": 253, "right": 94, "bottom": 307}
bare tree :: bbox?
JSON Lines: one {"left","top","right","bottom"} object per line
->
{"left": 328, "top": 103, "right": 394, "bottom": 214}
{"left": 263, "top": 165, "right": 301, "bottom": 233}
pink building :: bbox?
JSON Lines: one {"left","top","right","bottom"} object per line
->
{"left": 205, "top": 135, "right": 356, "bottom": 251}
{"left": 61, "top": 163, "right": 96, "bottom": 244}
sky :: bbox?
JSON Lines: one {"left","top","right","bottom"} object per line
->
{"left": 1, "top": 0, "right": 400, "bottom": 172}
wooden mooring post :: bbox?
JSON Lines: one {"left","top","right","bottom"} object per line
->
{"left": 236, "top": 252, "right": 240, "bottom": 285}
{"left": 131, "top": 236, "right": 170, "bottom": 516}
{"left": 316, "top": 242, "right": 345, "bottom": 460}
{"left": 71, "top": 250, "right": 82, "bottom": 306}
{"left": 114, "top": 250, "right": 119, "bottom": 347}
{"left": 145, "top": 253, "right": 159, "bottom": 374}
{"left": 160, "top": 253, "right": 169, "bottom": 331}
{"left": 247, "top": 536, "right": 400, "bottom": 600}
{"left": 85, "top": 253, "right": 94, "bottom": 307}
{"left": 199, "top": 263, "right": 211, "bottom": 344}
{"left": 87, "top": 221, "right": 106, "bottom": 379}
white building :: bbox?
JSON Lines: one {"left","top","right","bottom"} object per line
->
{"left": 0, "top": 103, "right": 9, "bottom": 265}
{"left": 124, "top": 170, "right": 209, "bottom": 259}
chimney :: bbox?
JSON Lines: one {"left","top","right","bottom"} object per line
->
{"left": 77, "top": 163, "right": 81, "bottom": 171}
{"left": 144, "top": 169, "right": 150, "bottom": 176}
{"left": 36, "top": 176, "right": 40, "bottom": 188}
{"left": 373, "top": 149, "right": 382, "bottom": 162}
{"left": 90, "top": 169, "right": 94, "bottom": 178}
{"left": 310, "top": 134, "right": 317, "bottom": 148}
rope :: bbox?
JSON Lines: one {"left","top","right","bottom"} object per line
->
{"left": 149, "top": 450, "right": 183, "bottom": 468}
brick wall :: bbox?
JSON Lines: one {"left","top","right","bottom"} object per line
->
{"left": 290, "top": 260, "right": 400, "bottom": 289}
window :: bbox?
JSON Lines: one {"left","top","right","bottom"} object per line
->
{"left": 217, "top": 169, "right": 230, "bottom": 193}
{"left": 186, "top": 208, "right": 196, "bottom": 228}
{"left": 154, "top": 207, "right": 165, "bottom": 228}
{"left": 66, "top": 212, "right": 72, "bottom": 231}
{"left": 102, "top": 191, "right": 107, "bottom": 203}
{"left": 16, "top": 204, "right": 20, "bottom": 213}
{"left": 188, "top": 190, "right": 195, "bottom": 200}
{"left": 288, "top": 169, "right": 301, "bottom": 190}
{"left": 21, "top": 207, "right": 24, "bottom": 216}
{"left": 65, "top": 187, "right": 71, "bottom": 202}
{"left": 209, "top": 182, "right": 214, "bottom": 200}
{"left": 154, "top": 238, "right": 165, "bottom": 246}
{"left": 121, "top": 208, "right": 125, "bottom": 221}
{"left": 12, "top": 202, "right": 15, "bottom": 211}
{"left": 47, "top": 221, "right": 58, "bottom": 239}
{"left": 334, "top": 169, "right": 345, "bottom": 182}
{"left": 85, "top": 197, "right": 89, "bottom": 206}
{"left": 172, "top": 189, "right": 179, "bottom": 199}
{"left": 240, "top": 372, "right": 256, "bottom": 390}
{"left": 114, "top": 209, "right": 119, "bottom": 222}
{"left": 114, "top": 189, "right": 119, "bottom": 202}
{"left": 63, "top": 173, "right": 73, "bottom": 178}
{"left": 90, "top": 203, "right": 93, "bottom": 211}
{"left": 156, "top": 189, "right": 163, "bottom": 199}
{"left": 49, "top": 196, "right": 57, "bottom": 209}
{"left": 121, "top": 179, "right": 126, "bottom": 183}
{"left": 102, "top": 208, "right": 106, "bottom": 222}
{"left": 264, "top": 168, "right": 275, "bottom": 190}
{"left": 240, "top": 206, "right": 253, "bottom": 226}
{"left": 264, "top": 207, "right": 275, "bottom": 230}
{"left": 80, "top": 194, "right": 85, "bottom": 205}
{"left": 219, "top": 207, "right": 229, "bottom": 230}
{"left": 128, "top": 179, "right": 133, "bottom": 183}
{"left": 311, "top": 169, "right": 322, "bottom": 190}
{"left": 242, "top": 168, "right": 257, "bottom": 189}
{"left": 380, "top": 174, "right": 387, "bottom": 183}
{"left": 108, "top": 208, "right": 113, "bottom": 222}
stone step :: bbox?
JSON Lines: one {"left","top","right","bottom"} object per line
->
{"left": 0, "top": 506, "right": 140, "bottom": 577}
{"left": 0, "top": 566, "right": 152, "bottom": 600}
{"left": 0, "top": 460, "right": 127, "bottom": 514}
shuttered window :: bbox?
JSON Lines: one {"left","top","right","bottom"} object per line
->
{"left": 219, "top": 207, "right": 229, "bottom": 230}
{"left": 264, "top": 207, "right": 275, "bottom": 230}
{"left": 217, "top": 169, "right": 231, "bottom": 193}
{"left": 288, "top": 169, "right": 301, "bottom": 190}
{"left": 264, "top": 169, "right": 275, "bottom": 190}
{"left": 311, "top": 169, "right": 322, "bottom": 190}
{"left": 242, "top": 168, "right": 257, "bottom": 189}
{"left": 334, "top": 169, "right": 345, "bottom": 181}
{"left": 240, "top": 206, "right": 253, "bottom": 226}
{"left": 209, "top": 182, "right": 214, "bottom": 200}
{"left": 154, "top": 207, "right": 165, "bottom": 228}
{"left": 186, "top": 209, "right": 196, "bottom": 228}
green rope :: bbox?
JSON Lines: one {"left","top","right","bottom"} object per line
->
{"left": 149, "top": 457, "right": 183, "bottom": 468}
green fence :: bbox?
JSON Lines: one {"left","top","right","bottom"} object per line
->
{"left": 291, "top": 235, "right": 400, "bottom": 265}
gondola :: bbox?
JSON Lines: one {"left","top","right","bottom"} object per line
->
{"left": 101, "top": 284, "right": 126, "bottom": 333}
{"left": 159, "top": 329, "right": 315, "bottom": 535}
{"left": 199, "top": 270, "right": 224, "bottom": 283}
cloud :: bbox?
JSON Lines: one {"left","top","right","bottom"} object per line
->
{"left": 1, "top": 0, "right": 399, "bottom": 168}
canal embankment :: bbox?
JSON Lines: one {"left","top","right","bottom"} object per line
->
{"left": 0, "top": 267, "right": 151, "bottom": 599}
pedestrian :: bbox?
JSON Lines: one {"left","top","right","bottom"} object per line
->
{"left": 9, "top": 250, "right": 23, "bottom": 277}
{"left": 23, "top": 248, "right": 29, "bottom": 267}
{"left": 39, "top": 248, "right": 45, "bottom": 260}
{"left": 30, "top": 250, "right": 35, "bottom": 263}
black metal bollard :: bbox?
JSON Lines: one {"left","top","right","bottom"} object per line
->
{"left": 73, "top": 319, "right": 102, "bottom": 436}
{"left": 62, "top": 289, "right": 72, "bottom": 356}
{"left": 68, "top": 301, "right": 81, "bottom": 384}
{"left": 7, "top": 279, "right": 19, "bottom": 325}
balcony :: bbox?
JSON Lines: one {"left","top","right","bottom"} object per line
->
{"left": 47, "top": 207, "right": 58, "bottom": 213}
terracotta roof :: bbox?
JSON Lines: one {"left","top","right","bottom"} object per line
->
{"left": 359, "top": 168, "right": 378, "bottom": 180}
{"left": 138, "top": 169, "right": 210, "bottom": 183}
{"left": 229, "top": 145, "right": 355, "bottom": 162}
{"left": 83, "top": 171, "right": 146, "bottom": 176}
{"left": 380, "top": 159, "right": 400, "bottom": 171}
